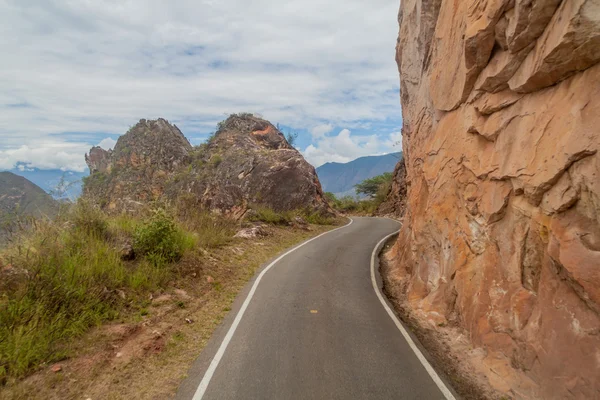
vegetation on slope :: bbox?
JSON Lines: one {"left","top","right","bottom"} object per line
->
{"left": 0, "top": 198, "right": 341, "bottom": 390}
{"left": 247, "top": 204, "right": 337, "bottom": 226}
{"left": 0, "top": 201, "right": 234, "bottom": 384}
{"left": 325, "top": 172, "right": 394, "bottom": 215}
{"left": 0, "top": 172, "right": 61, "bottom": 243}
{"left": 315, "top": 152, "right": 401, "bottom": 197}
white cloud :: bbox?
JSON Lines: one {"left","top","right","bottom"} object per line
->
{"left": 310, "top": 123, "right": 334, "bottom": 138}
{"left": 303, "top": 128, "right": 402, "bottom": 168}
{"left": 0, "top": 136, "right": 122, "bottom": 172}
{"left": 0, "top": 143, "right": 90, "bottom": 172}
{"left": 17, "top": 164, "right": 33, "bottom": 172}
{"left": 98, "top": 137, "right": 117, "bottom": 150}
{"left": 0, "top": 0, "right": 402, "bottom": 170}
{"left": 384, "top": 130, "right": 403, "bottom": 148}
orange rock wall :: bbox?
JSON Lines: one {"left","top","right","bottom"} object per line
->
{"left": 390, "top": 0, "right": 600, "bottom": 398}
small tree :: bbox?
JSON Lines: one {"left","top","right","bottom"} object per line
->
{"left": 324, "top": 192, "right": 337, "bottom": 204}
{"left": 354, "top": 172, "right": 393, "bottom": 199}
{"left": 285, "top": 131, "right": 298, "bottom": 147}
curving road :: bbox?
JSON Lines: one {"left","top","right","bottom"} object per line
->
{"left": 176, "top": 217, "right": 455, "bottom": 400}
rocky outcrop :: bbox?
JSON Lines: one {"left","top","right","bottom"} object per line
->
{"left": 376, "top": 160, "right": 407, "bottom": 219}
{"left": 84, "top": 115, "right": 329, "bottom": 217}
{"left": 388, "top": 0, "right": 600, "bottom": 398}
{"left": 85, "top": 147, "right": 112, "bottom": 174}
{"left": 84, "top": 119, "right": 193, "bottom": 212}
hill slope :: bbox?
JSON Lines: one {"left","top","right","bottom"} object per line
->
{"left": 5, "top": 168, "right": 87, "bottom": 199}
{"left": 0, "top": 171, "right": 59, "bottom": 222}
{"left": 316, "top": 152, "right": 401, "bottom": 197}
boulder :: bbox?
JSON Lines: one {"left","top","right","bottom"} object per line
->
{"left": 85, "top": 146, "right": 112, "bottom": 174}
{"left": 233, "top": 225, "right": 268, "bottom": 239}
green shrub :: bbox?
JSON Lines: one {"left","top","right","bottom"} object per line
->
{"left": 324, "top": 192, "right": 379, "bottom": 215}
{"left": 303, "top": 211, "right": 336, "bottom": 225}
{"left": 0, "top": 204, "right": 201, "bottom": 382}
{"left": 248, "top": 205, "right": 292, "bottom": 225}
{"left": 210, "top": 154, "right": 222, "bottom": 167}
{"left": 133, "top": 209, "right": 195, "bottom": 266}
{"left": 354, "top": 172, "right": 393, "bottom": 199}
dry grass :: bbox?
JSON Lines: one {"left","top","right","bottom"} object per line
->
{"left": 0, "top": 218, "right": 337, "bottom": 399}
{"left": 248, "top": 204, "right": 339, "bottom": 225}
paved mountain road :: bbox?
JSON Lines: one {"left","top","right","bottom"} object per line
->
{"left": 176, "top": 217, "right": 455, "bottom": 400}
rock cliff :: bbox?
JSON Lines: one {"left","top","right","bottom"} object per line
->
{"left": 375, "top": 160, "right": 407, "bottom": 219}
{"left": 84, "top": 115, "right": 329, "bottom": 217}
{"left": 387, "top": 0, "right": 600, "bottom": 398}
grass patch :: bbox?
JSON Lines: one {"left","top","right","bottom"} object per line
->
{"left": 0, "top": 220, "right": 337, "bottom": 400}
{"left": 247, "top": 205, "right": 293, "bottom": 225}
{"left": 0, "top": 195, "right": 340, "bottom": 397}
{"left": 303, "top": 211, "right": 336, "bottom": 225}
{"left": 0, "top": 202, "right": 197, "bottom": 384}
{"left": 247, "top": 204, "right": 337, "bottom": 226}
{"left": 176, "top": 199, "right": 237, "bottom": 249}
{"left": 324, "top": 193, "right": 381, "bottom": 215}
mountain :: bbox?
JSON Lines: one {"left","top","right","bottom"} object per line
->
{"left": 316, "top": 152, "right": 401, "bottom": 197}
{"left": 4, "top": 167, "right": 87, "bottom": 199}
{"left": 0, "top": 171, "right": 60, "bottom": 224}
{"left": 387, "top": 0, "right": 600, "bottom": 398}
{"left": 84, "top": 114, "right": 331, "bottom": 217}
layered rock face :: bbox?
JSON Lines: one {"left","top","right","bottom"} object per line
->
{"left": 389, "top": 0, "right": 600, "bottom": 398}
{"left": 84, "top": 115, "right": 329, "bottom": 217}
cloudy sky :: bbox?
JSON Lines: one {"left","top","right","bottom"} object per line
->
{"left": 0, "top": 0, "right": 402, "bottom": 171}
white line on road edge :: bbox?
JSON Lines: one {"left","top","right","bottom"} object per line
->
{"left": 192, "top": 217, "right": 354, "bottom": 400}
{"left": 370, "top": 230, "right": 457, "bottom": 400}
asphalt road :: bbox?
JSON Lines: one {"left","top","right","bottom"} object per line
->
{"left": 176, "top": 217, "right": 454, "bottom": 400}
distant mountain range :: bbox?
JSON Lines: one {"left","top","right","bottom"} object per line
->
{"left": 2, "top": 166, "right": 87, "bottom": 200}
{"left": 316, "top": 152, "right": 402, "bottom": 198}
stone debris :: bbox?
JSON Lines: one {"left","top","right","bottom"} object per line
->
{"left": 233, "top": 225, "right": 268, "bottom": 239}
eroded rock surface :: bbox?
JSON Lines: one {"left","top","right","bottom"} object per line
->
{"left": 84, "top": 115, "right": 329, "bottom": 217}
{"left": 376, "top": 160, "right": 407, "bottom": 219}
{"left": 389, "top": 0, "right": 600, "bottom": 398}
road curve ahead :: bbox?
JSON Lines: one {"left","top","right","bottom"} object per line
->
{"left": 176, "top": 217, "right": 452, "bottom": 400}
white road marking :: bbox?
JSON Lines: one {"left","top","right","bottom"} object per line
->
{"left": 192, "top": 218, "right": 354, "bottom": 400}
{"left": 370, "top": 229, "right": 457, "bottom": 400}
